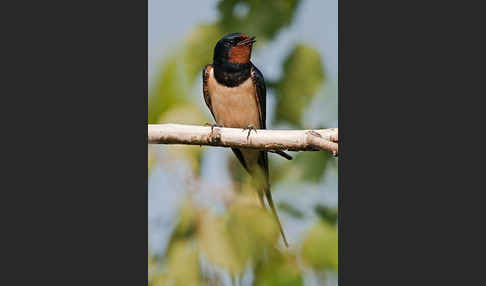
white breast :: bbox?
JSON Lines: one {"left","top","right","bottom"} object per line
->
{"left": 208, "top": 68, "right": 261, "bottom": 129}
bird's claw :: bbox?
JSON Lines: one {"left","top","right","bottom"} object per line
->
{"left": 205, "top": 123, "right": 223, "bottom": 142}
{"left": 242, "top": 124, "right": 257, "bottom": 141}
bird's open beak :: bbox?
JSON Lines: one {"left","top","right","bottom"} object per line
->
{"left": 237, "top": 36, "right": 256, "bottom": 46}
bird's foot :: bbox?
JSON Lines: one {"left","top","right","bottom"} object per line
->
{"left": 242, "top": 124, "right": 257, "bottom": 141}
{"left": 205, "top": 122, "right": 223, "bottom": 143}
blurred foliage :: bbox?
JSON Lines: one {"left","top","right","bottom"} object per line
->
{"left": 164, "top": 240, "right": 201, "bottom": 286}
{"left": 149, "top": 0, "right": 338, "bottom": 284}
{"left": 217, "top": 0, "right": 302, "bottom": 41}
{"left": 274, "top": 44, "right": 325, "bottom": 127}
{"left": 302, "top": 221, "right": 338, "bottom": 272}
{"left": 253, "top": 249, "right": 303, "bottom": 286}
{"left": 199, "top": 192, "right": 280, "bottom": 275}
{"left": 278, "top": 201, "right": 304, "bottom": 219}
{"left": 268, "top": 150, "right": 335, "bottom": 185}
{"left": 148, "top": 55, "right": 189, "bottom": 124}
{"left": 315, "top": 205, "right": 338, "bottom": 226}
{"left": 159, "top": 104, "right": 206, "bottom": 175}
{"left": 294, "top": 151, "right": 332, "bottom": 182}
{"left": 148, "top": 147, "right": 156, "bottom": 173}
{"left": 165, "top": 200, "right": 198, "bottom": 256}
{"left": 183, "top": 24, "right": 223, "bottom": 82}
{"left": 227, "top": 153, "right": 249, "bottom": 186}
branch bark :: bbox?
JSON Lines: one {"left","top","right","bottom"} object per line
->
{"left": 148, "top": 124, "right": 338, "bottom": 156}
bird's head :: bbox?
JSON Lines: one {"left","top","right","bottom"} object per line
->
{"left": 213, "top": 33, "right": 256, "bottom": 66}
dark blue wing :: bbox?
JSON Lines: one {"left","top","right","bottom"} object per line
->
{"left": 202, "top": 64, "right": 215, "bottom": 120}
{"left": 250, "top": 64, "right": 266, "bottom": 129}
{"left": 251, "top": 63, "right": 292, "bottom": 161}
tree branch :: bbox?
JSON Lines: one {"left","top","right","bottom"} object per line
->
{"left": 148, "top": 124, "right": 339, "bottom": 156}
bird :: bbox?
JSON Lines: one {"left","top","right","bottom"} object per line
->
{"left": 202, "top": 32, "right": 291, "bottom": 247}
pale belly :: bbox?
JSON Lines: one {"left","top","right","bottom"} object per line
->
{"left": 208, "top": 69, "right": 261, "bottom": 129}
{"left": 208, "top": 69, "right": 262, "bottom": 169}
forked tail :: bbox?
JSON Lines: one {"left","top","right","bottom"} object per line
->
{"left": 233, "top": 148, "right": 289, "bottom": 247}
{"left": 263, "top": 186, "right": 289, "bottom": 247}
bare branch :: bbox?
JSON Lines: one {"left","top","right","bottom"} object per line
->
{"left": 148, "top": 124, "right": 338, "bottom": 156}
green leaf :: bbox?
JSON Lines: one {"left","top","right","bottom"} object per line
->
{"left": 295, "top": 151, "right": 332, "bottom": 182}
{"left": 148, "top": 255, "right": 156, "bottom": 285}
{"left": 183, "top": 24, "right": 222, "bottom": 82}
{"left": 217, "top": 0, "right": 302, "bottom": 41}
{"left": 198, "top": 194, "right": 280, "bottom": 275}
{"left": 226, "top": 200, "right": 280, "bottom": 259}
{"left": 164, "top": 200, "right": 198, "bottom": 258}
{"left": 278, "top": 201, "right": 304, "bottom": 219}
{"left": 227, "top": 155, "right": 246, "bottom": 186}
{"left": 198, "top": 212, "right": 245, "bottom": 275}
{"left": 274, "top": 44, "right": 325, "bottom": 127}
{"left": 164, "top": 241, "right": 201, "bottom": 286}
{"left": 269, "top": 149, "right": 331, "bottom": 184}
{"left": 253, "top": 250, "right": 303, "bottom": 286}
{"left": 314, "top": 205, "right": 338, "bottom": 226}
{"left": 148, "top": 147, "right": 156, "bottom": 174}
{"left": 159, "top": 104, "right": 207, "bottom": 175}
{"left": 301, "top": 221, "right": 338, "bottom": 272}
{"left": 148, "top": 54, "right": 189, "bottom": 124}
{"left": 271, "top": 150, "right": 331, "bottom": 184}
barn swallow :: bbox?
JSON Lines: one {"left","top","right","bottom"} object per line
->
{"left": 202, "top": 33, "right": 291, "bottom": 247}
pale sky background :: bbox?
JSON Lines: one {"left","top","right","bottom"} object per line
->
{"left": 149, "top": 0, "right": 337, "bottom": 85}
{"left": 149, "top": 1, "right": 338, "bottom": 285}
